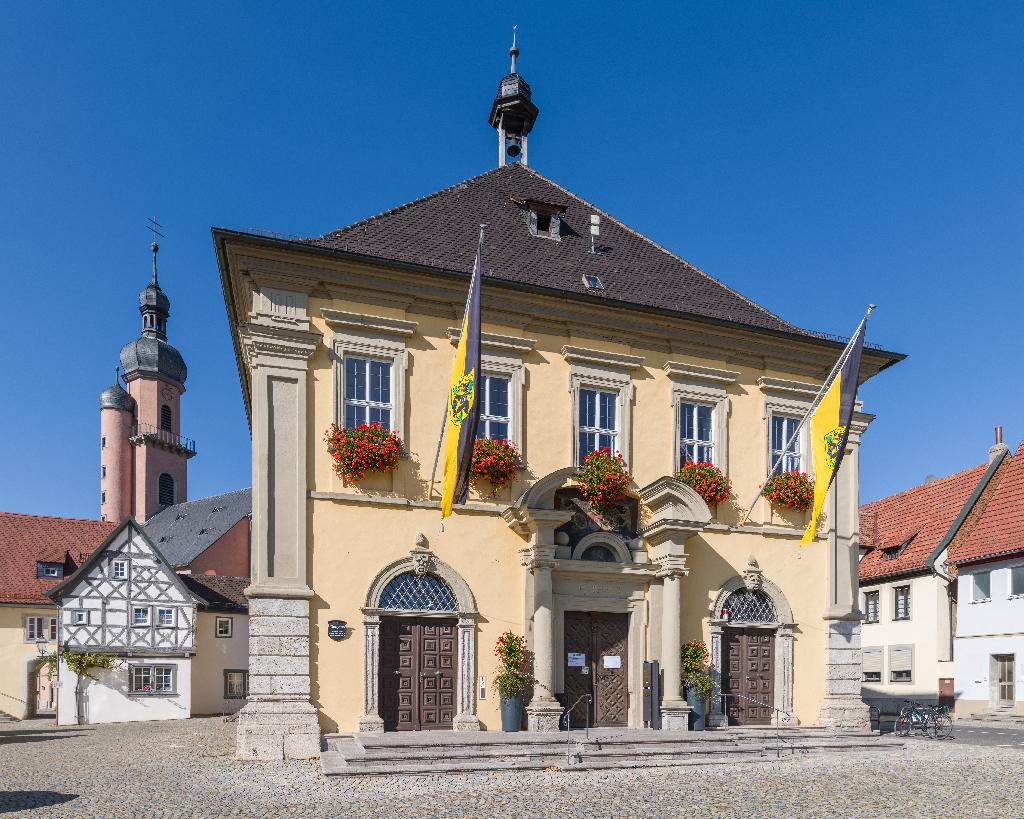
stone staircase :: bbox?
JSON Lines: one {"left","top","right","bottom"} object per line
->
{"left": 0, "top": 711, "right": 17, "bottom": 723}
{"left": 961, "top": 706, "right": 1024, "bottom": 726}
{"left": 321, "top": 727, "right": 903, "bottom": 776}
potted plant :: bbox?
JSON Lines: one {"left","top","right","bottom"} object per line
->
{"left": 324, "top": 422, "right": 403, "bottom": 485}
{"left": 681, "top": 640, "right": 714, "bottom": 731}
{"left": 494, "top": 631, "right": 531, "bottom": 732}
{"left": 470, "top": 437, "right": 520, "bottom": 496}
{"left": 762, "top": 470, "right": 815, "bottom": 513}
{"left": 676, "top": 460, "right": 732, "bottom": 508}
{"left": 575, "top": 449, "right": 632, "bottom": 527}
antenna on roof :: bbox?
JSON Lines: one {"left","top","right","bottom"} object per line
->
{"left": 146, "top": 216, "right": 165, "bottom": 285}
{"left": 589, "top": 214, "right": 600, "bottom": 254}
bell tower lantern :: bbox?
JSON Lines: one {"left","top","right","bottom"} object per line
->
{"left": 488, "top": 28, "right": 539, "bottom": 167}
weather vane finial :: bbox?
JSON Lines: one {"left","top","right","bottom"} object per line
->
{"left": 146, "top": 216, "right": 164, "bottom": 285}
{"left": 509, "top": 25, "right": 519, "bottom": 74}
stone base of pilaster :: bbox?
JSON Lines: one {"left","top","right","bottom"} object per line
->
{"left": 358, "top": 714, "right": 385, "bottom": 734}
{"left": 453, "top": 713, "right": 482, "bottom": 731}
{"left": 707, "top": 709, "right": 728, "bottom": 729}
{"left": 236, "top": 700, "right": 321, "bottom": 761}
{"left": 526, "top": 699, "right": 563, "bottom": 732}
{"left": 238, "top": 596, "right": 319, "bottom": 760}
{"left": 818, "top": 618, "right": 871, "bottom": 730}
{"left": 661, "top": 699, "right": 692, "bottom": 731}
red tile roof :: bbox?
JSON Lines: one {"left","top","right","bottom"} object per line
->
{"left": 0, "top": 512, "right": 116, "bottom": 605}
{"left": 950, "top": 441, "right": 1024, "bottom": 565}
{"left": 859, "top": 463, "right": 992, "bottom": 582}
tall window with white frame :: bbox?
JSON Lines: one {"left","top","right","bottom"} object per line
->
{"left": 1011, "top": 566, "right": 1024, "bottom": 597}
{"left": 972, "top": 571, "right": 991, "bottom": 602}
{"left": 477, "top": 374, "right": 511, "bottom": 440}
{"left": 578, "top": 388, "right": 617, "bottom": 463}
{"left": 770, "top": 415, "right": 802, "bottom": 474}
{"left": 679, "top": 402, "right": 714, "bottom": 464}
{"left": 893, "top": 585, "right": 911, "bottom": 620}
{"left": 344, "top": 357, "right": 392, "bottom": 428}
{"left": 863, "top": 590, "right": 879, "bottom": 624}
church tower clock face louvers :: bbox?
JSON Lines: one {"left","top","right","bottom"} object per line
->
{"left": 99, "top": 240, "right": 195, "bottom": 524}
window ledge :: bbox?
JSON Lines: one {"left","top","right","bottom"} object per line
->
{"left": 128, "top": 692, "right": 178, "bottom": 698}
{"left": 969, "top": 598, "right": 992, "bottom": 604}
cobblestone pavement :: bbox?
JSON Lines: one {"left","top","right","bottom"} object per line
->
{"left": 1, "top": 717, "right": 1022, "bottom": 818}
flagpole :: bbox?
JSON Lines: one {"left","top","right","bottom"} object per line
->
{"left": 738, "top": 304, "right": 875, "bottom": 526}
{"left": 429, "top": 224, "right": 487, "bottom": 499}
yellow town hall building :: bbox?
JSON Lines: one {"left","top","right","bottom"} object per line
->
{"left": 213, "top": 53, "right": 902, "bottom": 759}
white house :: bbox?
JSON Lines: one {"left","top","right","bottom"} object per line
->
{"left": 858, "top": 437, "right": 1008, "bottom": 713}
{"left": 949, "top": 439, "right": 1024, "bottom": 717}
{"left": 47, "top": 519, "right": 249, "bottom": 724}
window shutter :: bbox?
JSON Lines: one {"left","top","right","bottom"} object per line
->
{"left": 890, "top": 645, "right": 913, "bottom": 673}
{"left": 863, "top": 648, "right": 882, "bottom": 674}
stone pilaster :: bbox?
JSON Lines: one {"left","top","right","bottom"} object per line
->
{"left": 707, "top": 623, "right": 727, "bottom": 728}
{"left": 235, "top": 287, "right": 322, "bottom": 760}
{"left": 358, "top": 615, "right": 384, "bottom": 733}
{"left": 818, "top": 411, "right": 872, "bottom": 730}
{"left": 453, "top": 615, "right": 482, "bottom": 731}
{"left": 525, "top": 547, "right": 562, "bottom": 732}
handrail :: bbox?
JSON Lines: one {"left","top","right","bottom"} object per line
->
{"left": 564, "top": 694, "right": 592, "bottom": 766}
{"left": 130, "top": 423, "right": 197, "bottom": 454}
{"left": 716, "top": 690, "right": 793, "bottom": 758}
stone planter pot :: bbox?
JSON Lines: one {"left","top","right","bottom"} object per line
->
{"left": 500, "top": 695, "right": 522, "bottom": 732}
{"left": 685, "top": 685, "right": 707, "bottom": 731}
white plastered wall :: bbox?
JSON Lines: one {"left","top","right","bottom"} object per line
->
{"left": 56, "top": 657, "right": 191, "bottom": 725}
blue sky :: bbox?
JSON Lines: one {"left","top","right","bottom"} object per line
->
{"left": 1, "top": 2, "right": 1020, "bottom": 518}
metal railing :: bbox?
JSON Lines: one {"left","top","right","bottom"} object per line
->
{"left": 130, "top": 423, "right": 197, "bottom": 454}
{"left": 563, "top": 694, "right": 592, "bottom": 766}
{"left": 716, "top": 690, "right": 795, "bottom": 758}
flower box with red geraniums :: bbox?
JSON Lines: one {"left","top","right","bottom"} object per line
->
{"left": 324, "top": 422, "right": 403, "bottom": 485}
{"left": 575, "top": 449, "right": 632, "bottom": 526}
{"left": 676, "top": 461, "right": 731, "bottom": 508}
{"left": 471, "top": 437, "right": 521, "bottom": 496}
{"left": 762, "top": 470, "right": 815, "bottom": 513}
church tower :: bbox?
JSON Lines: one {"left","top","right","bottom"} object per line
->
{"left": 488, "top": 29, "right": 539, "bottom": 167}
{"left": 99, "top": 240, "right": 194, "bottom": 523}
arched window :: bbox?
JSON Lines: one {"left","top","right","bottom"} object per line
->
{"left": 722, "top": 590, "right": 776, "bottom": 623}
{"left": 158, "top": 473, "right": 175, "bottom": 507}
{"left": 160, "top": 404, "right": 172, "bottom": 432}
{"left": 379, "top": 572, "right": 457, "bottom": 612}
{"left": 580, "top": 544, "right": 617, "bottom": 562}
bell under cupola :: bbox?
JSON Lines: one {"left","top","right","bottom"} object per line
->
{"left": 488, "top": 28, "right": 539, "bottom": 167}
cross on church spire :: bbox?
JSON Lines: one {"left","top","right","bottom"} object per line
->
{"left": 146, "top": 216, "right": 164, "bottom": 285}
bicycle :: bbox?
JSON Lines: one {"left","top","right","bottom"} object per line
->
{"left": 895, "top": 700, "right": 953, "bottom": 739}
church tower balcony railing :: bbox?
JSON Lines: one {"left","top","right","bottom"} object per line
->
{"left": 130, "top": 422, "right": 197, "bottom": 456}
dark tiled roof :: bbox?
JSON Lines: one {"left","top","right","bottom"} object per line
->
{"left": 306, "top": 164, "right": 819, "bottom": 338}
{"left": 182, "top": 575, "right": 249, "bottom": 613}
{"left": 859, "top": 464, "right": 992, "bottom": 582}
{"left": 0, "top": 513, "right": 116, "bottom": 605}
{"left": 143, "top": 489, "right": 250, "bottom": 569}
{"left": 950, "top": 441, "right": 1024, "bottom": 565}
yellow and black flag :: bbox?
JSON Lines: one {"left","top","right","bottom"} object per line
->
{"left": 440, "top": 229, "right": 485, "bottom": 519}
{"left": 801, "top": 315, "right": 868, "bottom": 544}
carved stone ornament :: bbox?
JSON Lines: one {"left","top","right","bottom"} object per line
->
{"left": 410, "top": 535, "right": 434, "bottom": 576}
{"left": 742, "top": 556, "right": 764, "bottom": 591}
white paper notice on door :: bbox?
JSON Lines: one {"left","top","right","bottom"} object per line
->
{"left": 602, "top": 655, "right": 621, "bottom": 669}
{"left": 567, "top": 652, "right": 586, "bottom": 668}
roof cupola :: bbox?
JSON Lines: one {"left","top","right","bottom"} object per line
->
{"left": 488, "top": 27, "right": 539, "bottom": 167}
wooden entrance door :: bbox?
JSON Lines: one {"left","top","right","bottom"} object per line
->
{"left": 563, "top": 612, "right": 629, "bottom": 727}
{"left": 379, "top": 617, "right": 457, "bottom": 731}
{"left": 723, "top": 628, "right": 775, "bottom": 725}
{"left": 995, "top": 655, "right": 1015, "bottom": 706}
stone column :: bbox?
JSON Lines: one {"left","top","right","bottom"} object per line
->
{"left": 525, "top": 546, "right": 562, "bottom": 732}
{"left": 818, "top": 412, "right": 872, "bottom": 730}
{"left": 358, "top": 615, "right": 383, "bottom": 733}
{"left": 453, "top": 615, "right": 481, "bottom": 731}
{"left": 235, "top": 287, "right": 323, "bottom": 761}
{"left": 657, "top": 562, "right": 691, "bottom": 730}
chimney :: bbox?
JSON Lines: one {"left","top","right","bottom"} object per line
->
{"left": 989, "top": 425, "right": 1009, "bottom": 464}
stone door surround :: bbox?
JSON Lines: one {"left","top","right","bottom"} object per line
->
{"left": 708, "top": 558, "right": 796, "bottom": 727}
{"left": 359, "top": 538, "right": 480, "bottom": 733}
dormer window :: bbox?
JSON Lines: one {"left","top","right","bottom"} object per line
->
{"left": 516, "top": 197, "right": 565, "bottom": 242}
{"left": 36, "top": 562, "right": 63, "bottom": 579}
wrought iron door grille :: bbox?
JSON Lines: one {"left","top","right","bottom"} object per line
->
{"left": 723, "top": 590, "right": 776, "bottom": 623}
{"left": 380, "top": 572, "right": 457, "bottom": 611}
